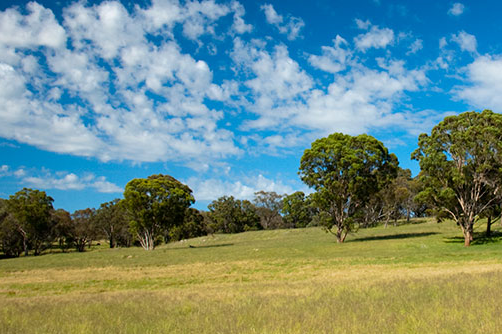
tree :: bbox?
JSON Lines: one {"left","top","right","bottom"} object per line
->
{"left": 299, "top": 133, "right": 398, "bottom": 243}
{"left": 70, "top": 208, "right": 97, "bottom": 252}
{"left": 207, "top": 196, "right": 261, "bottom": 233}
{"left": 412, "top": 110, "right": 502, "bottom": 246}
{"left": 123, "top": 174, "right": 194, "bottom": 250}
{"left": 281, "top": 191, "right": 313, "bottom": 228}
{"left": 0, "top": 199, "right": 23, "bottom": 257}
{"left": 253, "top": 191, "right": 284, "bottom": 229}
{"left": 7, "top": 188, "right": 55, "bottom": 256}
{"left": 94, "top": 199, "right": 132, "bottom": 248}
{"left": 168, "top": 208, "right": 207, "bottom": 241}
{"left": 52, "top": 209, "right": 73, "bottom": 252}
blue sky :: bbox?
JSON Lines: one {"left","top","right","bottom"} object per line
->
{"left": 1, "top": 0, "right": 502, "bottom": 212}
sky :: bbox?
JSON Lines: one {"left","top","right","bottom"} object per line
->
{"left": 1, "top": 0, "right": 502, "bottom": 212}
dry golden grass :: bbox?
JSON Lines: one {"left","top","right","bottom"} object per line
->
{"left": 1, "top": 219, "right": 502, "bottom": 333}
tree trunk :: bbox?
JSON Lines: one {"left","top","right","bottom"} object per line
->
{"left": 463, "top": 224, "right": 473, "bottom": 247}
{"left": 486, "top": 216, "right": 492, "bottom": 237}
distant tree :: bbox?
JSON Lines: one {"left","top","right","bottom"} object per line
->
{"left": 380, "top": 168, "right": 413, "bottom": 227}
{"left": 300, "top": 133, "right": 398, "bottom": 243}
{"left": 281, "top": 191, "right": 313, "bottom": 228}
{"left": 207, "top": 196, "right": 261, "bottom": 233}
{"left": 0, "top": 199, "right": 23, "bottom": 257}
{"left": 94, "top": 199, "right": 132, "bottom": 248}
{"left": 412, "top": 110, "right": 502, "bottom": 246}
{"left": 52, "top": 209, "right": 73, "bottom": 252}
{"left": 7, "top": 188, "right": 55, "bottom": 256}
{"left": 70, "top": 208, "right": 97, "bottom": 252}
{"left": 168, "top": 208, "right": 207, "bottom": 241}
{"left": 123, "top": 174, "right": 194, "bottom": 250}
{"left": 253, "top": 191, "right": 284, "bottom": 229}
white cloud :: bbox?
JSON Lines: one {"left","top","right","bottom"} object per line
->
{"left": 19, "top": 169, "right": 122, "bottom": 193}
{"left": 407, "top": 39, "right": 423, "bottom": 55}
{"left": 261, "top": 4, "right": 304, "bottom": 40}
{"left": 451, "top": 31, "right": 477, "bottom": 53}
{"left": 0, "top": 1, "right": 241, "bottom": 167}
{"left": 456, "top": 55, "right": 502, "bottom": 110}
{"left": 230, "top": 1, "right": 252, "bottom": 34}
{"left": 0, "top": 165, "right": 9, "bottom": 177}
{"left": 187, "top": 174, "right": 297, "bottom": 201}
{"left": 0, "top": 2, "right": 66, "bottom": 49}
{"left": 308, "top": 35, "right": 351, "bottom": 74}
{"left": 448, "top": 3, "right": 465, "bottom": 16}
{"left": 354, "top": 22, "right": 394, "bottom": 52}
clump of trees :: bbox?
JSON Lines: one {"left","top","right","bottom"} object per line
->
{"left": 2, "top": 110, "right": 501, "bottom": 256}
{"left": 412, "top": 110, "right": 502, "bottom": 246}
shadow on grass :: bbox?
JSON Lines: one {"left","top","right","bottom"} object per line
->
{"left": 349, "top": 232, "right": 439, "bottom": 243}
{"left": 186, "top": 243, "right": 234, "bottom": 249}
{"left": 443, "top": 231, "right": 502, "bottom": 245}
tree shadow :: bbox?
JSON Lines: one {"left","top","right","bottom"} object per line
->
{"left": 443, "top": 231, "right": 502, "bottom": 245}
{"left": 186, "top": 243, "right": 234, "bottom": 249}
{"left": 348, "top": 232, "right": 438, "bottom": 243}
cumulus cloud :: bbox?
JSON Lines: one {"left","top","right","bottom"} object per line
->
{"left": 456, "top": 55, "right": 502, "bottom": 110}
{"left": 448, "top": 3, "right": 465, "bottom": 16}
{"left": 354, "top": 21, "right": 394, "bottom": 51}
{"left": 261, "top": 4, "right": 304, "bottom": 40}
{"left": 20, "top": 169, "right": 122, "bottom": 193}
{"left": 407, "top": 39, "right": 423, "bottom": 55}
{"left": 186, "top": 174, "right": 297, "bottom": 201}
{"left": 308, "top": 35, "right": 351, "bottom": 74}
{"left": 0, "top": 1, "right": 242, "bottom": 167}
{"left": 451, "top": 31, "right": 477, "bottom": 53}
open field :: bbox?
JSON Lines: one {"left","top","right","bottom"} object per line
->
{"left": 1, "top": 218, "right": 502, "bottom": 333}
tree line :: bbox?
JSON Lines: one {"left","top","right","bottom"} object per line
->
{"left": 1, "top": 110, "right": 501, "bottom": 256}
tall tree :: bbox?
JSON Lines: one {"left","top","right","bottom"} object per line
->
{"left": 253, "top": 191, "right": 284, "bottom": 229}
{"left": 412, "top": 110, "right": 502, "bottom": 246}
{"left": 123, "top": 174, "right": 194, "bottom": 250}
{"left": 52, "top": 209, "right": 73, "bottom": 252}
{"left": 299, "top": 133, "right": 398, "bottom": 242}
{"left": 7, "top": 188, "right": 55, "bottom": 256}
{"left": 0, "top": 199, "right": 23, "bottom": 257}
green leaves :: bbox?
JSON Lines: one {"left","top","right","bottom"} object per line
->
{"left": 299, "top": 133, "right": 398, "bottom": 242}
{"left": 412, "top": 110, "right": 502, "bottom": 246}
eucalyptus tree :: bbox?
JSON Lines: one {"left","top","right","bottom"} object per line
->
{"left": 7, "top": 188, "right": 55, "bottom": 256}
{"left": 300, "top": 133, "right": 398, "bottom": 242}
{"left": 207, "top": 196, "right": 261, "bottom": 233}
{"left": 123, "top": 174, "right": 194, "bottom": 250}
{"left": 412, "top": 110, "right": 502, "bottom": 246}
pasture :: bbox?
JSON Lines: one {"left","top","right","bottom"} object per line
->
{"left": 1, "top": 219, "right": 502, "bottom": 333}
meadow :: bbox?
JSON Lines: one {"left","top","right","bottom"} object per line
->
{"left": 1, "top": 218, "right": 502, "bottom": 333}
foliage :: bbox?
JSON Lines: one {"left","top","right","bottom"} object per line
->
{"left": 51, "top": 209, "right": 73, "bottom": 252}
{"left": 253, "top": 191, "right": 284, "bottom": 229}
{"left": 94, "top": 199, "right": 132, "bottom": 248}
{"left": 0, "top": 199, "right": 23, "bottom": 258}
{"left": 168, "top": 208, "right": 207, "bottom": 241}
{"left": 70, "top": 208, "right": 97, "bottom": 252}
{"left": 6, "top": 188, "right": 55, "bottom": 256}
{"left": 281, "top": 191, "right": 314, "bottom": 228}
{"left": 412, "top": 110, "right": 502, "bottom": 246}
{"left": 123, "top": 174, "right": 195, "bottom": 250}
{"left": 299, "top": 133, "right": 398, "bottom": 242}
{"left": 207, "top": 196, "right": 261, "bottom": 233}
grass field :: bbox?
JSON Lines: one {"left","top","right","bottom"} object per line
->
{"left": 1, "top": 218, "right": 502, "bottom": 333}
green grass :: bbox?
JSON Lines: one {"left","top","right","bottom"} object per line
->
{"left": 1, "top": 218, "right": 502, "bottom": 333}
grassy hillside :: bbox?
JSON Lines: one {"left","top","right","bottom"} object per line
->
{"left": 1, "top": 219, "right": 501, "bottom": 333}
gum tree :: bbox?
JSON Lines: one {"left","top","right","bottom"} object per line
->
{"left": 299, "top": 133, "right": 398, "bottom": 242}
{"left": 412, "top": 110, "right": 502, "bottom": 246}
{"left": 123, "top": 174, "right": 194, "bottom": 250}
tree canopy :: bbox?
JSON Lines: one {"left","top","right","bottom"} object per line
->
{"left": 299, "top": 133, "right": 398, "bottom": 242}
{"left": 123, "top": 174, "right": 195, "bottom": 250}
{"left": 412, "top": 110, "right": 502, "bottom": 246}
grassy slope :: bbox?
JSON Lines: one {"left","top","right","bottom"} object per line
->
{"left": 0, "top": 219, "right": 501, "bottom": 333}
